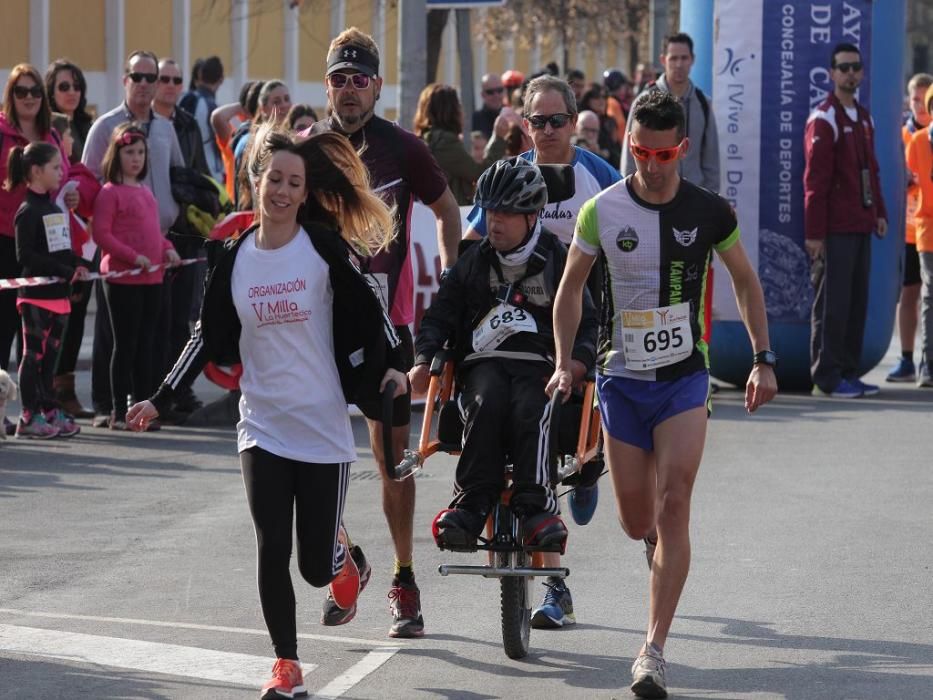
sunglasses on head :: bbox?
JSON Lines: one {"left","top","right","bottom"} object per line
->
{"left": 128, "top": 72, "right": 158, "bottom": 84}
{"left": 629, "top": 140, "right": 684, "bottom": 163}
{"left": 158, "top": 75, "right": 183, "bottom": 85}
{"left": 526, "top": 113, "right": 573, "bottom": 130}
{"left": 483, "top": 87, "right": 505, "bottom": 96}
{"left": 13, "top": 85, "right": 43, "bottom": 100}
{"left": 327, "top": 73, "right": 372, "bottom": 90}
{"left": 834, "top": 61, "right": 863, "bottom": 73}
{"left": 56, "top": 81, "right": 80, "bottom": 93}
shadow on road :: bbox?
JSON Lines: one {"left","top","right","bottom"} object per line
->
{"left": 570, "top": 615, "right": 933, "bottom": 699}
{"left": 0, "top": 653, "right": 249, "bottom": 698}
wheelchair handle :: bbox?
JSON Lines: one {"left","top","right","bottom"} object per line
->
{"left": 381, "top": 380, "right": 397, "bottom": 480}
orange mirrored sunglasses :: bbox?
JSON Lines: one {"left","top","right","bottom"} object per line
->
{"left": 629, "top": 140, "right": 684, "bottom": 163}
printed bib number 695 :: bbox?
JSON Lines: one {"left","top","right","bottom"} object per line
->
{"left": 620, "top": 302, "right": 693, "bottom": 370}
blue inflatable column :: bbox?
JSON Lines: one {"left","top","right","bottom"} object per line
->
{"left": 863, "top": 0, "right": 907, "bottom": 370}
{"left": 681, "top": 0, "right": 906, "bottom": 390}
{"left": 679, "top": 0, "right": 715, "bottom": 95}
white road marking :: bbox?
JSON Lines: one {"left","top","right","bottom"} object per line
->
{"left": 0, "top": 607, "right": 397, "bottom": 647}
{"left": 0, "top": 623, "right": 304, "bottom": 687}
{"left": 312, "top": 647, "right": 400, "bottom": 699}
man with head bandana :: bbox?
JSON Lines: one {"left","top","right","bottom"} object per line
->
{"left": 304, "top": 26, "right": 462, "bottom": 639}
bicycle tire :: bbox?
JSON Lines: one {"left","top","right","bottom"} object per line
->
{"left": 499, "top": 549, "right": 531, "bottom": 659}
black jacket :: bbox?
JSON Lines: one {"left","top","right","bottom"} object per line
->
{"left": 150, "top": 222, "right": 404, "bottom": 414}
{"left": 14, "top": 190, "right": 86, "bottom": 300}
{"left": 414, "top": 229, "right": 598, "bottom": 371}
{"left": 171, "top": 107, "right": 209, "bottom": 176}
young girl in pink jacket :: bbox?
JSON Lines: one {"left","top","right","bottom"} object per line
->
{"left": 93, "top": 123, "right": 179, "bottom": 429}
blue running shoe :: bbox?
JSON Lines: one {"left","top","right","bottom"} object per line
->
{"left": 812, "top": 379, "right": 862, "bottom": 398}
{"left": 530, "top": 579, "right": 575, "bottom": 629}
{"left": 568, "top": 482, "right": 599, "bottom": 526}
{"left": 852, "top": 378, "right": 880, "bottom": 397}
{"left": 886, "top": 357, "right": 916, "bottom": 383}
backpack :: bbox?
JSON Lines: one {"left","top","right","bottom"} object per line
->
{"left": 178, "top": 91, "right": 200, "bottom": 117}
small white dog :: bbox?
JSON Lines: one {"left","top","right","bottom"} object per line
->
{"left": 0, "top": 369, "right": 18, "bottom": 438}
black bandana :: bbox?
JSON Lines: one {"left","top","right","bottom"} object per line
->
{"left": 326, "top": 45, "right": 379, "bottom": 78}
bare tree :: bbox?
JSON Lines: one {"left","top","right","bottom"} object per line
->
{"left": 478, "top": 0, "right": 650, "bottom": 74}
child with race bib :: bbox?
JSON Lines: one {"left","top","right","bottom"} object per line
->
{"left": 92, "top": 123, "right": 179, "bottom": 430}
{"left": 8, "top": 141, "right": 89, "bottom": 438}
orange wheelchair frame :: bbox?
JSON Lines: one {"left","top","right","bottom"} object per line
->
{"left": 391, "top": 350, "right": 602, "bottom": 659}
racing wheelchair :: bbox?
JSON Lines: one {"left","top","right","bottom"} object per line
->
{"left": 385, "top": 349, "right": 602, "bottom": 659}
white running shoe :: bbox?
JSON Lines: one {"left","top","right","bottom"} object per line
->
{"left": 631, "top": 649, "right": 667, "bottom": 698}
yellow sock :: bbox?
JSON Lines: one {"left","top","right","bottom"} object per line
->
{"left": 394, "top": 558, "right": 414, "bottom": 583}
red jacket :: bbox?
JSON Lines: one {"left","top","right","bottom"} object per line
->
{"left": 0, "top": 114, "right": 72, "bottom": 238}
{"left": 803, "top": 93, "right": 887, "bottom": 240}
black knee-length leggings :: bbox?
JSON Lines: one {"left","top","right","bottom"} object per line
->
{"left": 241, "top": 446, "right": 350, "bottom": 660}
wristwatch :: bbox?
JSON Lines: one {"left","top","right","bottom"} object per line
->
{"left": 753, "top": 350, "right": 778, "bottom": 368}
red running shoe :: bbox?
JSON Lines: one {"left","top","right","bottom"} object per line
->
{"left": 328, "top": 546, "right": 361, "bottom": 610}
{"left": 261, "top": 658, "right": 307, "bottom": 699}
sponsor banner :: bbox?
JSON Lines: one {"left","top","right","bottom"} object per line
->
{"left": 409, "top": 202, "right": 472, "bottom": 333}
{"left": 712, "top": 0, "right": 763, "bottom": 322}
{"left": 712, "top": 0, "right": 872, "bottom": 323}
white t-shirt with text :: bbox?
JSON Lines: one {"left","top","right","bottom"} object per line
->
{"left": 230, "top": 230, "right": 355, "bottom": 464}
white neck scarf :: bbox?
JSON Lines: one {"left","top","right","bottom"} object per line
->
{"left": 495, "top": 218, "right": 541, "bottom": 267}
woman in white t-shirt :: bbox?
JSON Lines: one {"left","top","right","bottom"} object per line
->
{"left": 127, "top": 125, "right": 407, "bottom": 699}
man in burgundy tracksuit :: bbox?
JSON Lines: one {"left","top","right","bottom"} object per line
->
{"left": 804, "top": 42, "right": 888, "bottom": 398}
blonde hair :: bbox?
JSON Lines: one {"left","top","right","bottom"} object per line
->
{"left": 329, "top": 27, "right": 380, "bottom": 62}
{"left": 248, "top": 123, "right": 395, "bottom": 256}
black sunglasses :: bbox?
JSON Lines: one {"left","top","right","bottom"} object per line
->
{"left": 56, "top": 81, "right": 80, "bottom": 93}
{"left": 834, "top": 61, "right": 863, "bottom": 73}
{"left": 526, "top": 113, "right": 573, "bottom": 130}
{"left": 13, "top": 85, "right": 44, "bottom": 99}
{"left": 128, "top": 72, "right": 158, "bottom": 84}
{"left": 483, "top": 87, "right": 505, "bottom": 96}
{"left": 158, "top": 75, "right": 184, "bottom": 85}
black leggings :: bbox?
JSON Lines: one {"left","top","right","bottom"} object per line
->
{"left": 18, "top": 303, "right": 67, "bottom": 414}
{"left": 104, "top": 282, "right": 162, "bottom": 418}
{"left": 55, "top": 280, "right": 92, "bottom": 375}
{"left": 241, "top": 447, "right": 350, "bottom": 660}
{"left": 0, "top": 235, "right": 22, "bottom": 370}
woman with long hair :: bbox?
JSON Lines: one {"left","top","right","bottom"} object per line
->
{"left": 44, "top": 58, "right": 93, "bottom": 161}
{"left": 413, "top": 83, "right": 508, "bottom": 205}
{"left": 127, "top": 125, "right": 408, "bottom": 699}
{"left": 0, "top": 64, "right": 76, "bottom": 384}
{"left": 46, "top": 59, "right": 98, "bottom": 417}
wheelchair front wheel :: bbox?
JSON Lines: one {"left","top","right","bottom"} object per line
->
{"left": 498, "top": 548, "right": 531, "bottom": 659}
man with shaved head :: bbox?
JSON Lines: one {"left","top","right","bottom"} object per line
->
{"left": 472, "top": 73, "right": 505, "bottom": 139}
{"left": 575, "top": 110, "right": 602, "bottom": 156}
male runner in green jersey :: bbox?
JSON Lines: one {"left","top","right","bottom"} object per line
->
{"left": 548, "top": 90, "right": 777, "bottom": 698}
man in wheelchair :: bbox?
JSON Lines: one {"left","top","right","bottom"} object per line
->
{"left": 408, "top": 158, "right": 599, "bottom": 556}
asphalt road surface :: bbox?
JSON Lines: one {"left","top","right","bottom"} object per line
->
{"left": 1, "top": 355, "right": 931, "bottom": 699}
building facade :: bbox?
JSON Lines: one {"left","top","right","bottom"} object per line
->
{"left": 0, "top": 0, "right": 650, "bottom": 126}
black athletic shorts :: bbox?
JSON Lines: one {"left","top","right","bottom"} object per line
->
{"left": 356, "top": 325, "right": 414, "bottom": 427}
{"left": 905, "top": 242, "right": 921, "bottom": 287}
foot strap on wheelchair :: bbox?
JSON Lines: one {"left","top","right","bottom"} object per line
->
{"left": 432, "top": 509, "right": 484, "bottom": 552}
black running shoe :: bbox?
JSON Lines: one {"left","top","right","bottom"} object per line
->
{"left": 388, "top": 579, "right": 424, "bottom": 638}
